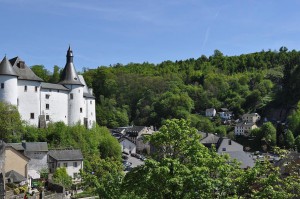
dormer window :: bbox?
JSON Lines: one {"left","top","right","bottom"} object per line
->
{"left": 1, "top": 83, "right": 4, "bottom": 89}
{"left": 18, "top": 61, "right": 25, "bottom": 69}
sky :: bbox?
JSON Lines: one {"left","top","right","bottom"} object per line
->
{"left": 0, "top": 0, "right": 300, "bottom": 71}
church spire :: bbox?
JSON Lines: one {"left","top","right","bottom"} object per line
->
{"left": 59, "top": 46, "right": 83, "bottom": 85}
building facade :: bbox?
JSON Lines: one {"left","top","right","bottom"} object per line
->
{"left": 0, "top": 47, "right": 96, "bottom": 128}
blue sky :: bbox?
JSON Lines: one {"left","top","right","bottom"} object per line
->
{"left": 0, "top": 0, "right": 300, "bottom": 71}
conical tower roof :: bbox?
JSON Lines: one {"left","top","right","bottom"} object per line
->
{"left": 0, "top": 56, "right": 18, "bottom": 77}
{"left": 59, "top": 46, "right": 83, "bottom": 85}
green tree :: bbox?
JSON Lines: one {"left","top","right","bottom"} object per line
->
{"left": 98, "top": 131, "right": 121, "bottom": 160}
{"left": 82, "top": 155, "right": 124, "bottom": 199}
{"left": 52, "top": 167, "right": 72, "bottom": 188}
{"left": 123, "top": 119, "right": 241, "bottom": 198}
{"left": 31, "top": 65, "right": 50, "bottom": 81}
{"left": 285, "top": 130, "right": 295, "bottom": 149}
{"left": 0, "top": 102, "right": 24, "bottom": 142}
{"left": 260, "top": 122, "right": 277, "bottom": 146}
{"left": 49, "top": 65, "right": 61, "bottom": 83}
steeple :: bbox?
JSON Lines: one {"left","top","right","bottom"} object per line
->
{"left": 0, "top": 56, "right": 18, "bottom": 77}
{"left": 59, "top": 46, "right": 83, "bottom": 85}
{"left": 67, "top": 45, "right": 73, "bottom": 62}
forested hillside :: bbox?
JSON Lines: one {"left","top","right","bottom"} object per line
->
{"left": 32, "top": 47, "right": 300, "bottom": 130}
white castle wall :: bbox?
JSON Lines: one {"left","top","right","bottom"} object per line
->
{"left": 85, "top": 98, "right": 96, "bottom": 129}
{"left": 65, "top": 85, "right": 85, "bottom": 125}
{"left": 17, "top": 80, "right": 41, "bottom": 125}
{"left": 40, "top": 89, "right": 69, "bottom": 125}
{"left": 0, "top": 76, "right": 18, "bottom": 105}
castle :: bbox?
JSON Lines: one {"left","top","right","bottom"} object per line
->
{"left": 0, "top": 46, "right": 96, "bottom": 129}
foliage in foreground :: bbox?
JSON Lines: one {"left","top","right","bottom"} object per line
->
{"left": 84, "top": 119, "right": 300, "bottom": 199}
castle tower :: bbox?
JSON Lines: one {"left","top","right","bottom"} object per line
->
{"left": 59, "top": 46, "right": 85, "bottom": 126}
{"left": 0, "top": 56, "right": 18, "bottom": 105}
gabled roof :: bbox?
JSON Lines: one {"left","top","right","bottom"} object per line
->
{"left": 223, "top": 151, "right": 255, "bottom": 168}
{"left": 0, "top": 56, "right": 18, "bottom": 77}
{"left": 7, "top": 143, "right": 24, "bottom": 151}
{"left": 23, "top": 142, "right": 48, "bottom": 152}
{"left": 59, "top": 46, "right": 83, "bottom": 86}
{"left": 199, "top": 132, "right": 219, "bottom": 145}
{"left": 78, "top": 75, "right": 95, "bottom": 99}
{"left": 41, "top": 82, "right": 69, "bottom": 91}
{"left": 206, "top": 108, "right": 216, "bottom": 112}
{"left": 119, "top": 136, "right": 135, "bottom": 145}
{"left": 48, "top": 149, "right": 83, "bottom": 161}
{"left": 5, "top": 170, "right": 26, "bottom": 183}
{"left": 9, "top": 57, "right": 43, "bottom": 81}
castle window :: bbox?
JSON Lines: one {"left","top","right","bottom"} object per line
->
{"left": 90, "top": 100, "right": 92, "bottom": 104}
{"left": 35, "top": 86, "right": 38, "bottom": 92}
{"left": 46, "top": 115, "right": 50, "bottom": 121}
{"left": 24, "top": 86, "right": 27, "bottom": 92}
{"left": 73, "top": 162, "right": 78, "bottom": 167}
{"left": 70, "top": 93, "right": 73, "bottom": 100}
{"left": 30, "top": 113, "right": 34, "bottom": 119}
{"left": 80, "top": 108, "right": 82, "bottom": 113}
{"left": 1, "top": 83, "right": 4, "bottom": 89}
{"left": 63, "top": 163, "right": 68, "bottom": 167}
{"left": 46, "top": 104, "right": 49, "bottom": 110}
{"left": 17, "top": 98, "right": 19, "bottom": 106}
{"left": 46, "top": 94, "right": 50, "bottom": 99}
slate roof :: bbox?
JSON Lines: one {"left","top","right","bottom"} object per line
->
{"left": 23, "top": 142, "right": 48, "bottom": 152}
{"left": 41, "top": 82, "right": 69, "bottom": 91}
{"left": 199, "top": 132, "right": 219, "bottom": 145}
{"left": 7, "top": 142, "right": 48, "bottom": 152}
{"left": 223, "top": 151, "right": 255, "bottom": 168}
{"left": 78, "top": 75, "right": 95, "bottom": 99}
{"left": 59, "top": 46, "right": 83, "bottom": 86}
{"left": 9, "top": 57, "right": 43, "bottom": 81}
{"left": 5, "top": 170, "right": 26, "bottom": 183}
{"left": 205, "top": 108, "right": 215, "bottom": 112}
{"left": 0, "top": 56, "right": 18, "bottom": 77}
{"left": 7, "top": 143, "right": 24, "bottom": 151}
{"left": 48, "top": 149, "right": 83, "bottom": 161}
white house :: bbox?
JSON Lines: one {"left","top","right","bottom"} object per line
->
{"left": 242, "top": 113, "right": 261, "bottom": 123}
{"left": 48, "top": 149, "right": 83, "bottom": 183}
{"left": 219, "top": 111, "right": 232, "bottom": 120}
{"left": 234, "top": 122, "right": 258, "bottom": 136}
{"left": 0, "top": 46, "right": 96, "bottom": 129}
{"left": 205, "top": 108, "right": 216, "bottom": 117}
{"left": 119, "top": 137, "right": 136, "bottom": 154}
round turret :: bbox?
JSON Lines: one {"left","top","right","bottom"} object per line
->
{"left": 59, "top": 47, "right": 85, "bottom": 125}
{"left": 0, "top": 56, "right": 18, "bottom": 105}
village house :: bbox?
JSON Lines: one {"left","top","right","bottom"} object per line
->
{"left": 234, "top": 122, "right": 258, "bottom": 136}
{"left": 111, "top": 126, "right": 155, "bottom": 154}
{"left": 205, "top": 108, "right": 216, "bottom": 117}
{"left": 199, "top": 132, "right": 255, "bottom": 168}
{"left": 218, "top": 108, "right": 233, "bottom": 120}
{"left": 4, "top": 145, "right": 29, "bottom": 184}
{"left": 7, "top": 142, "right": 48, "bottom": 187}
{"left": 234, "top": 113, "right": 261, "bottom": 136}
{"left": 48, "top": 149, "right": 83, "bottom": 183}
{"left": 242, "top": 113, "right": 261, "bottom": 123}
{"left": 119, "top": 137, "right": 136, "bottom": 154}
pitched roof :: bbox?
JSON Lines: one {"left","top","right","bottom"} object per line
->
{"left": 23, "top": 142, "right": 48, "bottom": 152}
{"left": 48, "top": 149, "right": 83, "bottom": 161}
{"left": 223, "top": 151, "right": 255, "bottom": 168}
{"left": 41, "top": 82, "right": 69, "bottom": 91}
{"left": 5, "top": 170, "right": 26, "bottom": 183}
{"left": 59, "top": 46, "right": 83, "bottom": 86}
{"left": 199, "top": 132, "right": 219, "bottom": 145}
{"left": 78, "top": 75, "right": 95, "bottom": 99}
{"left": 206, "top": 108, "right": 215, "bottom": 112}
{"left": 7, "top": 143, "right": 24, "bottom": 151}
{"left": 9, "top": 57, "right": 43, "bottom": 81}
{"left": 0, "top": 56, "right": 18, "bottom": 77}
